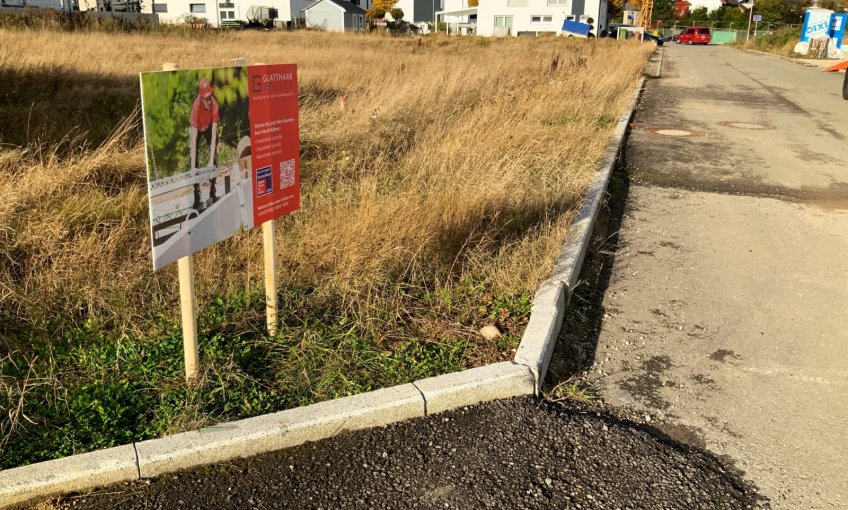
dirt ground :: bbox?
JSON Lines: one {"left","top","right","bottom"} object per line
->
{"left": 547, "top": 45, "right": 848, "bottom": 510}
{"left": 40, "top": 397, "right": 764, "bottom": 510}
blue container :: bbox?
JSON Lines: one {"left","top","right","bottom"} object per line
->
{"left": 829, "top": 13, "right": 847, "bottom": 49}
{"left": 562, "top": 20, "right": 591, "bottom": 37}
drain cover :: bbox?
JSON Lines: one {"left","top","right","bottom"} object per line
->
{"left": 645, "top": 128, "right": 707, "bottom": 137}
{"left": 655, "top": 129, "right": 694, "bottom": 136}
{"left": 720, "top": 121, "right": 775, "bottom": 130}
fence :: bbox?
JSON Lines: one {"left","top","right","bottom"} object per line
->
{"left": 653, "top": 20, "right": 801, "bottom": 31}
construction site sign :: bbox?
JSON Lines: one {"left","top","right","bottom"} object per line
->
{"left": 140, "top": 64, "right": 300, "bottom": 270}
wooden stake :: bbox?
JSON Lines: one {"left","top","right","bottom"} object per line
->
{"left": 263, "top": 220, "right": 278, "bottom": 336}
{"left": 178, "top": 255, "right": 199, "bottom": 381}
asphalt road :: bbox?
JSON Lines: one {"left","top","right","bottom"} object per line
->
{"left": 548, "top": 45, "right": 848, "bottom": 510}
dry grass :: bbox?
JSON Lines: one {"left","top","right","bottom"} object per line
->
{"left": 0, "top": 30, "right": 650, "bottom": 340}
{"left": 0, "top": 29, "right": 650, "bottom": 465}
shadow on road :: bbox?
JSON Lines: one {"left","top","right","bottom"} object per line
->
{"left": 543, "top": 154, "right": 631, "bottom": 393}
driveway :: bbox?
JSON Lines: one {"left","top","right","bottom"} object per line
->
{"left": 549, "top": 44, "right": 848, "bottom": 509}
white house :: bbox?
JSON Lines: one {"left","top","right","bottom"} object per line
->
{"left": 438, "top": 0, "right": 608, "bottom": 37}
{"left": 304, "top": 0, "right": 367, "bottom": 31}
{"left": 392, "top": 0, "right": 438, "bottom": 24}
{"left": 144, "top": 0, "right": 318, "bottom": 26}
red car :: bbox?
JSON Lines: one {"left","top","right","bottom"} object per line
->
{"left": 676, "top": 26, "right": 711, "bottom": 45}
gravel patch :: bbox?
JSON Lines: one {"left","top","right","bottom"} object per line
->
{"left": 43, "top": 396, "right": 767, "bottom": 510}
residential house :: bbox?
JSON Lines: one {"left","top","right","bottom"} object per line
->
{"left": 438, "top": 0, "right": 609, "bottom": 37}
{"left": 281, "top": 0, "right": 317, "bottom": 25}
{"left": 392, "top": 0, "right": 439, "bottom": 25}
{"left": 622, "top": 1, "right": 639, "bottom": 25}
{"left": 304, "top": 0, "right": 367, "bottom": 31}
{"left": 141, "top": 0, "right": 317, "bottom": 26}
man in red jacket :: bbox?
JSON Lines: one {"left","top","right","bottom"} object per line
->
{"left": 188, "top": 78, "right": 220, "bottom": 208}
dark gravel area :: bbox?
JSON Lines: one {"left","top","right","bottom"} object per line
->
{"left": 44, "top": 396, "right": 766, "bottom": 510}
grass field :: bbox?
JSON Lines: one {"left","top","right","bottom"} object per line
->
{"left": 732, "top": 27, "right": 803, "bottom": 57}
{"left": 0, "top": 27, "right": 651, "bottom": 468}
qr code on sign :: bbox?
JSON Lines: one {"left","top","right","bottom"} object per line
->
{"left": 279, "top": 159, "right": 296, "bottom": 189}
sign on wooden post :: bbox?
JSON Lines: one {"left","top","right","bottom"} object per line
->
{"left": 140, "top": 63, "right": 300, "bottom": 380}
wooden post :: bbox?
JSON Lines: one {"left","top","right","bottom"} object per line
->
{"left": 263, "top": 220, "right": 278, "bottom": 336}
{"left": 178, "top": 256, "right": 199, "bottom": 381}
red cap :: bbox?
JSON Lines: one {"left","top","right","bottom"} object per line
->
{"left": 198, "top": 78, "right": 212, "bottom": 98}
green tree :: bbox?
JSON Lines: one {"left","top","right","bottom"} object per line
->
{"left": 652, "top": 0, "right": 675, "bottom": 24}
{"left": 686, "top": 6, "right": 709, "bottom": 22}
{"left": 753, "top": 0, "right": 785, "bottom": 24}
{"left": 708, "top": 6, "right": 747, "bottom": 27}
{"left": 785, "top": 0, "right": 813, "bottom": 23}
{"left": 390, "top": 7, "right": 404, "bottom": 20}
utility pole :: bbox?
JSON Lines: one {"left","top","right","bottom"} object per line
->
{"left": 746, "top": 0, "right": 754, "bottom": 42}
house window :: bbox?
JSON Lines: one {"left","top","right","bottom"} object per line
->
{"left": 190, "top": 3, "right": 206, "bottom": 13}
{"left": 359, "top": 14, "right": 364, "bottom": 28}
{"left": 153, "top": 2, "right": 167, "bottom": 12}
{"left": 218, "top": 2, "right": 233, "bottom": 7}
{"left": 506, "top": 0, "right": 529, "bottom": 6}
{"left": 547, "top": 0, "right": 568, "bottom": 4}
{"left": 531, "top": 15, "right": 553, "bottom": 23}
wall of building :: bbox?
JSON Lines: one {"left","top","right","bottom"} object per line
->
{"left": 0, "top": 0, "right": 64, "bottom": 8}
{"left": 305, "top": 0, "right": 344, "bottom": 31}
{"left": 280, "top": 0, "right": 315, "bottom": 23}
{"left": 393, "top": 0, "right": 437, "bottom": 23}
{"left": 476, "top": 0, "right": 607, "bottom": 37}
{"left": 149, "top": 0, "right": 292, "bottom": 26}
{"left": 343, "top": 9, "right": 365, "bottom": 29}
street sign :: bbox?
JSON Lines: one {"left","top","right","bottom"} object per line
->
{"left": 753, "top": 14, "right": 762, "bottom": 22}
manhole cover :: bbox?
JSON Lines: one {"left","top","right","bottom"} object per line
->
{"left": 645, "top": 128, "right": 707, "bottom": 137}
{"left": 720, "top": 121, "right": 776, "bottom": 130}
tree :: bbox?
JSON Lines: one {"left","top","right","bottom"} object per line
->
{"left": 753, "top": 0, "right": 785, "bottom": 24}
{"left": 390, "top": 7, "right": 404, "bottom": 20}
{"left": 468, "top": 0, "right": 478, "bottom": 6}
{"left": 687, "top": 6, "right": 708, "bottom": 21}
{"left": 366, "top": 0, "right": 396, "bottom": 19}
{"left": 651, "top": 0, "right": 675, "bottom": 24}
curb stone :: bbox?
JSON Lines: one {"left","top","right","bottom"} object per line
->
{"left": 0, "top": 445, "right": 138, "bottom": 508}
{"left": 413, "top": 362, "right": 535, "bottom": 416}
{"left": 514, "top": 76, "right": 646, "bottom": 393}
{"left": 739, "top": 47, "right": 834, "bottom": 69}
{"left": 0, "top": 76, "right": 648, "bottom": 510}
{"left": 136, "top": 384, "right": 425, "bottom": 479}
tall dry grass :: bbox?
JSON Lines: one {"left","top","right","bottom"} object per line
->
{"left": 0, "top": 29, "right": 650, "bottom": 342}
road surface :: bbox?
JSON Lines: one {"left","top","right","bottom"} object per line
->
{"left": 549, "top": 44, "right": 848, "bottom": 510}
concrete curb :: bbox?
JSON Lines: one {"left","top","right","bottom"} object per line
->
{"left": 514, "top": 76, "right": 646, "bottom": 394}
{"left": 646, "top": 47, "right": 664, "bottom": 78}
{"left": 0, "top": 77, "right": 647, "bottom": 509}
{"left": 136, "top": 383, "right": 425, "bottom": 479}
{"left": 413, "top": 362, "right": 535, "bottom": 416}
{"left": 0, "top": 445, "right": 139, "bottom": 508}
{"left": 739, "top": 47, "right": 834, "bottom": 70}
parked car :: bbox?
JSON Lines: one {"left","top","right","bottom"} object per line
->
{"left": 642, "top": 32, "right": 664, "bottom": 46}
{"left": 843, "top": 70, "right": 848, "bottom": 100}
{"left": 676, "top": 26, "right": 711, "bottom": 45}
{"left": 604, "top": 24, "right": 663, "bottom": 45}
